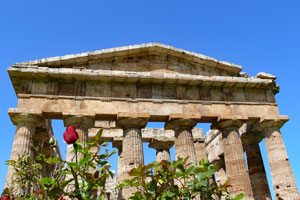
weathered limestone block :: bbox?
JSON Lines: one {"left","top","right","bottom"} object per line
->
{"left": 89, "top": 127, "right": 202, "bottom": 142}
{"left": 6, "top": 114, "right": 42, "bottom": 188}
{"left": 149, "top": 138, "right": 174, "bottom": 162}
{"left": 256, "top": 72, "right": 277, "bottom": 80}
{"left": 165, "top": 115, "right": 199, "bottom": 165}
{"left": 116, "top": 114, "right": 149, "bottom": 200}
{"left": 215, "top": 166, "right": 227, "bottom": 186}
{"left": 204, "top": 129, "right": 223, "bottom": 165}
{"left": 212, "top": 119, "right": 254, "bottom": 200}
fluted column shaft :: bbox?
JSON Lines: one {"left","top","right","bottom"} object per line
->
{"left": 165, "top": 118, "right": 197, "bottom": 165}
{"left": 212, "top": 119, "right": 254, "bottom": 200}
{"left": 222, "top": 127, "right": 253, "bottom": 199}
{"left": 245, "top": 143, "right": 271, "bottom": 200}
{"left": 175, "top": 128, "right": 197, "bottom": 164}
{"left": 122, "top": 128, "right": 144, "bottom": 170}
{"left": 117, "top": 116, "right": 148, "bottom": 200}
{"left": 264, "top": 127, "right": 299, "bottom": 199}
{"left": 6, "top": 114, "right": 42, "bottom": 188}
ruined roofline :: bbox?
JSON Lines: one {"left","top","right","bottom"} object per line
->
{"left": 13, "top": 43, "right": 242, "bottom": 75}
{"left": 7, "top": 66, "right": 274, "bottom": 89}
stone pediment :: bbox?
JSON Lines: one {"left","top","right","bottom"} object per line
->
{"left": 14, "top": 43, "right": 242, "bottom": 77}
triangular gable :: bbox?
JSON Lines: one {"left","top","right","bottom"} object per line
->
{"left": 15, "top": 43, "right": 242, "bottom": 76}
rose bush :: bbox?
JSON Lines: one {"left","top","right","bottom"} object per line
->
{"left": 3, "top": 128, "right": 116, "bottom": 200}
{"left": 117, "top": 158, "right": 244, "bottom": 200}
{"left": 3, "top": 126, "right": 243, "bottom": 200}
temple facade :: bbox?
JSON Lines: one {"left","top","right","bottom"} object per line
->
{"left": 6, "top": 43, "right": 299, "bottom": 199}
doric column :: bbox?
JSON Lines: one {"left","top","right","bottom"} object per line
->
{"left": 255, "top": 116, "right": 299, "bottom": 199}
{"left": 244, "top": 138, "right": 271, "bottom": 200}
{"left": 193, "top": 138, "right": 206, "bottom": 163}
{"left": 192, "top": 129, "right": 206, "bottom": 163}
{"left": 64, "top": 116, "right": 94, "bottom": 162}
{"left": 6, "top": 114, "right": 43, "bottom": 187}
{"left": 117, "top": 113, "right": 149, "bottom": 200}
{"left": 149, "top": 138, "right": 173, "bottom": 162}
{"left": 112, "top": 137, "right": 123, "bottom": 177}
{"left": 212, "top": 119, "right": 254, "bottom": 199}
{"left": 33, "top": 119, "right": 56, "bottom": 177}
{"left": 34, "top": 119, "right": 53, "bottom": 158}
{"left": 165, "top": 115, "right": 199, "bottom": 165}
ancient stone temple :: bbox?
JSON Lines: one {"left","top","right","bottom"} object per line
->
{"left": 6, "top": 43, "right": 299, "bottom": 199}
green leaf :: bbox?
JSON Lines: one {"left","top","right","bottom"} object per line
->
{"left": 67, "top": 162, "right": 78, "bottom": 167}
{"left": 47, "top": 156, "right": 61, "bottom": 164}
{"left": 76, "top": 143, "right": 83, "bottom": 152}
{"left": 233, "top": 193, "right": 245, "bottom": 200}
{"left": 39, "top": 177, "right": 53, "bottom": 186}
{"left": 35, "top": 155, "right": 41, "bottom": 161}
{"left": 93, "top": 129, "right": 103, "bottom": 142}
{"left": 116, "top": 179, "right": 132, "bottom": 189}
{"left": 128, "top": 168, "right": 141, "bottom": 177}
{"left": 79, "top": 155, "right": 91, "bottom": 166}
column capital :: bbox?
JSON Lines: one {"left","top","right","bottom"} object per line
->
{"left": 242, "top": 135, "right": 262, "bottom": 146}
{"left": 149, "top": 138, "right": 174, "bottom": 150}
{"left": 165, "top": 118, "right": 197, "bottom": 131}
{"left": 165, "top": 114, "right": 200, "bottom": 130}
{"left": 211, "top": 119, "right": 244, "bottom": 131}
{"left": 116, "top": 113, "right": 149, "bottom": 129}
{"left": 252, "top": 115, "right": 289, "bottom": 133}
{"left": 64, "top": 115, "right": 94, "bottom": 128}
{"left": 10, "top": 113, "right": 43, "bottom": 127}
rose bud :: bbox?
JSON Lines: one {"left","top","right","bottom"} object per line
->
{"left": 63, "top": 126, "right": 79, "bottom": 144}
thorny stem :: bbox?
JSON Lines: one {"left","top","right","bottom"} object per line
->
{"left": 70, "top": 143, "right": 83, "bottom": 200}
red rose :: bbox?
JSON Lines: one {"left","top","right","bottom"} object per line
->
{"left": 1, "top": 196, "right": 10, "bottom": 200}
{"left": 63, "top": 126, "right": 79, "bottom": 144}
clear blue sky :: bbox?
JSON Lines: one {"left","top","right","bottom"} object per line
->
{"left": 1, "top": 1, "right": 299, "bottom": 198}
